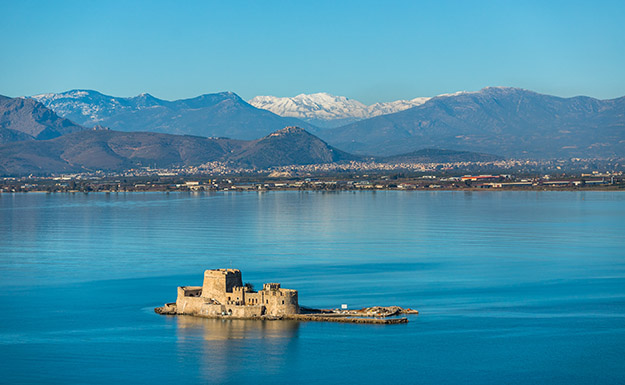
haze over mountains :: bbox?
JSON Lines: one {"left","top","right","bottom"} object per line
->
{"left": 32, "top": 90, "right": 317, "bottom": 139}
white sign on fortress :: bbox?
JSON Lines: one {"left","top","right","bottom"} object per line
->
{"left": 165, "top": 269, "right": 299, "bottom": 318}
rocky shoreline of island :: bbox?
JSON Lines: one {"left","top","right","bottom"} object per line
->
{"left": 155, "top": 303, "right": 418, "bottom": 324}
{"left": 155, "top": 269, "right": 418, "bottom": 325}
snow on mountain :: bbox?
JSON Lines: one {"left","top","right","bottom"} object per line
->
{"left": 368, "top": 97, "right": 431, "bottom": 116}
{"left": 33, "top": 90, "right": 433, "bottom": 129}
{"left": 319, "top": 86, "right": 625, "bottom": 158}
{"left": 248, "top": 93, "right": 430, "bottom": 128}
{"left": 31, "top": 90, "right": 145, "bottom": 126}
{"left": 29, "top": 90, "right": 318, "bottom": 139}
{"left": 30, "top": 90, "right": 249, "bottom": 128}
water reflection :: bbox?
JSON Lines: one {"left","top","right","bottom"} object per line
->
{"left": 175, "top": 316, "right": 300, "bottom": 382}
{"left": 175, "top": 315, "right": 300, "bottom": 341}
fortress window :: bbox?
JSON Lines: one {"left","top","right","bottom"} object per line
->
{"left": 282, "top": 300, "right": 284, "bottom": 304}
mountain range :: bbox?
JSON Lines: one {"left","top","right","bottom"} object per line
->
{"left": 0, "top": 95, "right": 498, "bottom": 174}
{"left": 28, "top": 87, "right": 625, "bottom": 159}
{"left": 0, "top": 126, "right": 361, "bottom": 175}
{"left": 31, "top": 90, "right": 317, "bottom": 140}
{"left": 249, "top": 93, "right": 430, "bottom": 128}
{"left": 319, "top": 87, "right": 625, "bottom": 158}
{"left": 0, "top": 86, "right": 621, "bottom": 174}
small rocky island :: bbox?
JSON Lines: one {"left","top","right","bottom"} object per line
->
{"left": 155, "top": 269, "right": 417, "bottom": 324}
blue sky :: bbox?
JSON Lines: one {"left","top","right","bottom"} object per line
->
{"left": 1, "top": 0, "right": 623, "bottom": 103}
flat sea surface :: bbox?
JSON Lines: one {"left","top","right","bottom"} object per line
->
{"left": 1, "top": 191, "right": 624, "bottom": 384}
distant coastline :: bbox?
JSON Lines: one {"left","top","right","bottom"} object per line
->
{"left": 2, "top": 174, "right": 622, "bottom": 194}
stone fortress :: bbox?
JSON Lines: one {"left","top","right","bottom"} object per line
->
{"left": 156, "top": 268, "right": 416, "bottom": 323}
{"left": 163, "top": 269, "right": 299, "bottom": 318}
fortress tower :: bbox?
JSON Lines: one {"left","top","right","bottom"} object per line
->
{"left": 201, "top": 269, "right": 243, "bottom": 304}
{"left": 174, "top": 268, "right": 299, "bottom": 318}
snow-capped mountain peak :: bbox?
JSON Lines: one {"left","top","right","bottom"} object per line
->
{"left": 248, "top": 93, "right": 431, "bottom": 128}
{"left": 31, "top": 90, "right": 130, "bottom": 125}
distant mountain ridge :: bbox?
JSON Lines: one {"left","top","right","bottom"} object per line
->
{"left": 0, "top": 130, "right": 241, "bottom": 175}
{"left": 380, "top": 148, "right": 502, "bottom": 163}
{"left": 0, "top": 126, "right": 360, "bottom": 175}
{"left": 0, "top": 95, "right": 83, "bottom": 143}
{"left": 0, "top": 123, "right": 501, "bottom": 175}
{"left": 320, "top": 87, "right": 625, "bottom": 158}
{"left": 16, "top": 86, "right": 625, "bottom": 162}
{"left": 0, "top": 94, "right": 510, "bottom": 175}
{"left": 249, "top": 92, "right": 430, "bottom": 128}
{"left": 31, "top": 90, "right": 318, "bottom": 140}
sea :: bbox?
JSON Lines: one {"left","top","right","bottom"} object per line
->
{"left": 1, "top": 191, "right": 624, "bottom": 384}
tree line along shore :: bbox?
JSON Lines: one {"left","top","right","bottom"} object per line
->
{"left": 1, "top": 172, "right": 623, "bottom": 193}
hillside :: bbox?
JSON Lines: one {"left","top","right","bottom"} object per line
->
{"left": 230, "top": 126, "right": 359, "bottom": 168}
{"left": 0, "top": 127, "right": 358, "bottom": 175}
{"left": 320, "top": 87, "right": 625, "bottom": 158}
{"left": 31, "top": 90, "right": 318, "bottom": 140}
{"left": 0, "top": 95, "right": 83, "bottom": 143}
{"left": 0, "top": 130, "right": 243, "bottom": 175}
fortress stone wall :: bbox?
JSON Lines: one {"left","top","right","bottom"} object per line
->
{"left": 174, "top": 269, "right": 299, "bottom": 318}
{"left": 201, "top": 269, "right": 242, "bottom": 304}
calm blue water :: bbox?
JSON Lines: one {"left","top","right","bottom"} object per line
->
{"left": 1, "top": 191, "right": 624, "bottom": 384}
